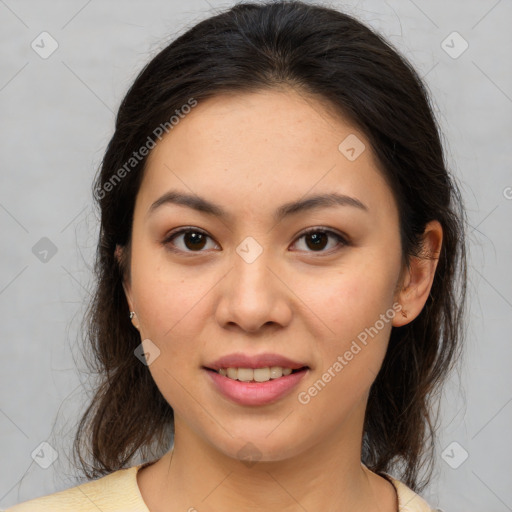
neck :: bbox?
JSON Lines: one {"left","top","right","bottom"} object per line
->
{"left": 137, "top": 410, "right": 397, "bottom": 511}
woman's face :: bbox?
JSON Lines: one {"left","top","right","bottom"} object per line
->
{"left": 122, "top": 88, "right": 405, "bottom": 461}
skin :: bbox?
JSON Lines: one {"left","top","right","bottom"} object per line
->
{"left": 118, "top": 87, "right": 442, "bottom": 512}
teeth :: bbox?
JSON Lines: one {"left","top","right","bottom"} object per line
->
{"left": 217, "top": 366, "right": 294, "bottom": 382}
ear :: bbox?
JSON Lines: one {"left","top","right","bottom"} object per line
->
{"left": 392, "top": 220, "right": 443, "bottom": 327}
{"left": 114, "top": 244, "right": 140, "bottom": 330}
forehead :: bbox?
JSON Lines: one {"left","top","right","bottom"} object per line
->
{"left": 148, "top": 88, "right": 356, "bottom": 166}
{"left": 138, "top": 88, "right": 396, "bottom": 221}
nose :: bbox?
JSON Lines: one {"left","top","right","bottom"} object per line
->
{"left": 214, "top": 242, "right": 292, "bottom": 333}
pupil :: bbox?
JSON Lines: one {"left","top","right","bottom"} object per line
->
{"left": 306, "top": 232, "right": 327, "bottom": 251}
{"left": 185, "top": 232, "right": 206, "bottom": 250}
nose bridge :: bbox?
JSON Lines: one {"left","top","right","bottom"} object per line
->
{"left": 232, "top": 234, "right": 273, "bottom": 294}
{"left": 216, "top": 233, "right": 289, "bottom": 332}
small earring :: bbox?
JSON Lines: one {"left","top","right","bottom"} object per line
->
{"left": 129, "top": 311, "right": 136, "bottom": 319}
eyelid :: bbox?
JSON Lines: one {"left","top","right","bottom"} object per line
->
{"left": 162, "top": 226, "right": 350, "bottom": 255}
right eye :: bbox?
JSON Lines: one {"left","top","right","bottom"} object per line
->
{"left": 162, "top": 227, "right": 220, "bottom": 254}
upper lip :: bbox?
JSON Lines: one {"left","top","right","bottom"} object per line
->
{"left": 204, "top": 352, "right": 309, "bottom": 371}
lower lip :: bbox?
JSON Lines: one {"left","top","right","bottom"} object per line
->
{"left": 204, "top": 368, "right": 309, "bottom": 406}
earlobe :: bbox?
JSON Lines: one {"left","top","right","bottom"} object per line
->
{"left": 392, "top": 220, "right": 443, "bottom": 327}
{"left": 122, "top": 280, "right": 133, "bottom": 311}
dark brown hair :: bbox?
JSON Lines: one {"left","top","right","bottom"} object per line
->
{"left": 74, "top": 0, "right": 467, "bottom": 492}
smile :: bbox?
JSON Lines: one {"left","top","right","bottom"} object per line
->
{"left": 203, "top": 366, "right": 309, "bottom": 406}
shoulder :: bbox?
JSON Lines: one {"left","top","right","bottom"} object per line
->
{"left": 4, "top": 464, "right": 148, "bottom": 512}
{"left": 387, "top": 475, "right": 436, "bottom": 512}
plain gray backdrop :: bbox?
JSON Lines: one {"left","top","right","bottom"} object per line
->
{"left": 1, "top": 0, "right": 511, "bottom": 510}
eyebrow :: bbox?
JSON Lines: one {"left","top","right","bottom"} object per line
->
{"left": 147, "top": 189, "right": 368, "bottom": 222}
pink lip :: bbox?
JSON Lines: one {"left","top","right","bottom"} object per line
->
{"left": 205, "top": 352, "right": 309, "bottom": 371}
{"left": 204, "top": 367, "right": 309, "bottom": 406}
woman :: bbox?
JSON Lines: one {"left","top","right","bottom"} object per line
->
{"left": 6, "top": 1, "right": 466, "bottom": 510}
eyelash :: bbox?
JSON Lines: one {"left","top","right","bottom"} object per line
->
{"left": 161, "top": 226, "right": 349, "bottom": 256}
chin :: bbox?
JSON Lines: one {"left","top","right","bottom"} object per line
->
{"left": 208, "top": 428, "right": 309, "bottom": 465}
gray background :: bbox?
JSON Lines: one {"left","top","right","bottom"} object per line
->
{"left": 1, "top": 0, "right": 511, "bottom": 510}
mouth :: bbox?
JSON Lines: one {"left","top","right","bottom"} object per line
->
{"left": 202, "top": 365, "right": 309, "bottom": 383}
{"left": 202, "top": 365, "right": 310, "bottom": 406}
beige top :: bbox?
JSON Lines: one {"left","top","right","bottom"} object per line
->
{"left": 4, "top": 463, "right": 434, "bottom": 511}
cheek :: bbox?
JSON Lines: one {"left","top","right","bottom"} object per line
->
{"left": 301, "top": 253, "right": 400, "bottom": 403}
{"left": 130, "top": 241, "right": 199, "bottom": 326}
{"left": 130, "top": 261, "right": 207, "bottom": 411}
{"left": 310, "top": 257, "right": 400, "bottom": 340}
{"left": 295, "top": 271, "right": 397, "bottom": 422}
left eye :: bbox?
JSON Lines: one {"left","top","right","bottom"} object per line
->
{"left": 292, "top": 228, "right": 348, "bottom": 253}
{"left": 162, "top": 227, "right": 348, "bottom": 255}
